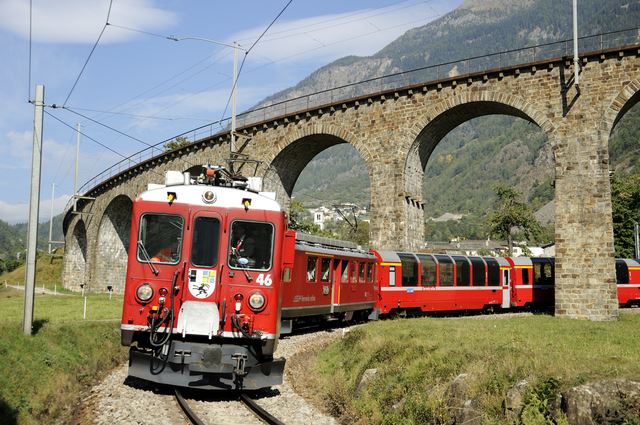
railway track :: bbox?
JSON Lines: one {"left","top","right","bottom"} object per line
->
{"left": 175, "top": 389, "right": 286, "bottom": 425}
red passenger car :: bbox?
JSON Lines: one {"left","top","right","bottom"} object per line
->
{"left": 371, "top": 251, "right": 512, "bottom": 316}
{"left": 121, "top": 167, "right": 291, "bottom": 390}
{"left": 507, "top": 257, "right": 555, "bottom": 309}
{"left": 616, "top": 259, "right": 640, "bottom": 306}
{"left": 281, "top": 233, "right": 377, "bottom": 332}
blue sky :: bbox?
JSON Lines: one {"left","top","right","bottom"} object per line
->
{"left": 0, "top": 0, "right": 462, "bottom": 223}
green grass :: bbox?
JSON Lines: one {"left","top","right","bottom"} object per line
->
{"left": 311, "top": 313, "right": 640, "bottom": 424}
{"left": 0, "top": 286, "right": 127, "bottom": 425}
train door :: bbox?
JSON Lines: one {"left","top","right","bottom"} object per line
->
{"left": 319, "top": 257, "right": 332, "bottom": 306}
{"left": 502, "top": 268, "right": 511, "bottom": 308}
{"left": 179, "top": 211, "right": 223, "bottom": 338}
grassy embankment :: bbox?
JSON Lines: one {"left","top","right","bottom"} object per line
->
{"left": 305, "top": 313, "right": 640, "bottom": 424}
{"left": 0, "top": 255, "right": 126, "bottom": 425}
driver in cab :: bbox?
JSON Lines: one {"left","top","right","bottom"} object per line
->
{"left": 230, "top": 224, "right": 255, "bottom": 267}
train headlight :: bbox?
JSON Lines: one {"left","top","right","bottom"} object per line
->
{"left": 248, "top": 291, "right": 266, "bottom": 311}
{"left": 136, "top": 283, "right": 154, "bottom": 303}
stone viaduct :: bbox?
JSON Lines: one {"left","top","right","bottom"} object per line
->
{"left": 62, "top": 42, "right": 640, "bottom": 321}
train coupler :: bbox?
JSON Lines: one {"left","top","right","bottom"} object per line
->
{"left": 232, "top": 353, "right": 248, "bottom": 376}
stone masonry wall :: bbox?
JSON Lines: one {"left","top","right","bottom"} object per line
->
{"left": 63, "top": 48, "right": 640, "bottom": 320}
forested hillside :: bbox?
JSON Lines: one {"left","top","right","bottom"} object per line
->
{"left": 0, "top": 215, "right": 64, "bottom": 271}
{"left": 287, "top": 0, "right": 640, "bottom": 242}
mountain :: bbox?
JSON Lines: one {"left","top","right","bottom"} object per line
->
{"left": 283, "top": 0, "right": 640, "bottom": 242}
{"left": 0, "top": 214, "right": 64, "bottom": 263}
{"left": 261, "top": 0, "right": 640, "bottom": 105}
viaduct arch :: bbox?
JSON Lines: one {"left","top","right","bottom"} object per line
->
{"left": 62, "top": 45, "right": 640, "bottom": 320}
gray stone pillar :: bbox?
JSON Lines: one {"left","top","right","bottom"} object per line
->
{"left": 553, "top": 129, "right": 619, "bottom": 320}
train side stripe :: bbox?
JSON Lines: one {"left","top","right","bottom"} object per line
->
{"left": 380, "top": 286, "right": 502, "bottom": 291}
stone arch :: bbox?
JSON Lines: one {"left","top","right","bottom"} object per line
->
{"left": 263, "top": 125, "right": 373, "bottom": 207}
{"left": 602, "top": 79, "right": 640, "bottom": 137}
{"left": 62, "top": 219, "right": 88, "bottom": 292}
{"left": 401, "top": 93, "right": 556, "bottom": 249}
{"left": 94, "top": 195, "right": 133, "bottom": 294}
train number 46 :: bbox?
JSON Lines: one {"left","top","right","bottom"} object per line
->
{"left": 256, "top": 273, "right": 273, "bottom": 286}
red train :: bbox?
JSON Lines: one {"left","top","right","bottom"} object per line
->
{"left": 121, "top": 166, "right": 640, "bottom": 391}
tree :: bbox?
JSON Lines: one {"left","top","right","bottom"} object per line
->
{"left": 163, "top": 136, "right": 190, "bottom": 152}
{"left": 487, "top": 184, "right": 542, "bottom": 256}
{"left": 288, "top": 200, "right": 327, "bottom": 235}
{"left": 611, "top": 172, "right": 640, "bottom": 258}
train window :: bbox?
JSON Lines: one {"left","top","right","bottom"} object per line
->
{"left": 367, "top": 263, "right": 374, "bottom": 282}
{"left": 191, "top": 217, "right": 220, "bottom": 267}
{"left": 341, "top": 260, "right": 349, "bottom": 283}
{"left": 533, "top": 261, "right": 553, "bottom": 285}
{"left": 228, "top": 220, "right": 274, "bottom": 271}
{"left": 484, "top": 257, "right": 500, "bottom": 285}
{"left": 359, "top": 262, "right": 366, "bottom": 282}
{"left": 522, "top": 267, "right": 530, "bottom": 285}
{"left": 137, "top": 213, "right": 184, "bottom": 265}
{"left": 469, "top": 257, "right": 486, "bottom": 287}
{"left": 389, "top": 266, "right": 396, "bottom": 287}
{"left": 306, "top": 256, "right": 318, "bottom": 282}
{"left": 351, "top": 261, "right": 358, "bottom": 283}
{"left": 453, "top": 256, "right": 470, "bottom": 286}
{"left": 320, "top": 258, "right": 331, "bottom": 282}
{"left": 398, "top": 253, "right": 418, "bottom": 286}
{"left": 435, "top": 255, "right": 454, "bottom": 287}
{"left": 616, "top": 260, "right": 629, "bottom": 284}
{"left": 417, "top": 254, "right": 437, "bottom": 287}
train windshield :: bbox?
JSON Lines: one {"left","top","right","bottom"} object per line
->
{"left": 228, "top": 220, "right": 274, "bottom": 271}
{"left": 137, "top": 213, "right": 184, "bottom": 264}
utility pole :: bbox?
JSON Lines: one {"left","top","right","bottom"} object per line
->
{"left": 230, "top": 41, "right": 239, "bottom": 157}
{"left": 573, "top": 0, "right": 580, "bottom": 86}
{"left": 634, "top": 221, "right": 639, "bottom": 259}
{"left": 23, "top": 84, "right": 44, "bottom": 336}
{"left": 48, "top": 183, "right": 55, "bottom": 254}
{"left": 73, "top": 123, "right": 80, "bottom": 211}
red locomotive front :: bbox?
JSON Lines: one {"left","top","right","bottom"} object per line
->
{"left": 120, "top": 167, "right": 290, "bottom": 390}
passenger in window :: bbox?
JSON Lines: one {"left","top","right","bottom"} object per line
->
{"left": 151, "top": 239, "right": 179, "bottom": 263}
{"left": 230, "top": 224, "right": 256, "bottom": 267}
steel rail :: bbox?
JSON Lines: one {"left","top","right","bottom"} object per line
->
{"left": 240, "top": 393, "right": 286, "bottom": 425}
{"left": 175, "top": 389, "right": 207, "bottom": 425}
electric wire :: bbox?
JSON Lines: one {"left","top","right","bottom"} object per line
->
{"left": 62, "top": 0, "right": 114, "bottom": 107}
{"left": 105, "top": 22, "right": 169, "bottom": 40}
{"left": 44, "top": 109, "right": 130, "bottom": 160}
{"left": 242, "top": 0, "right": 438, "bottom": 45}
{"left": 59, "top": 106, "right": 213, "bottom": 122}
{"left": 62, "top": 107, "right": 154, "bottom": 147}
{"left": 217, "top": 0, "right": 294, "bottom": 126}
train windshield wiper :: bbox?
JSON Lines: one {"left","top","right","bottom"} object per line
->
{"left": 137, "top": 240, "right": 159, "bottom": 275}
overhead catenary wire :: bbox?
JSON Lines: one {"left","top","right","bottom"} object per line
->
{"left": 44, "top": 109, "right": 130, "bottom": 161}
{"left": 217, "top": 0, "right": 293, "bottom": 126}
{"left": 44, "top": 109, "right": 169, "bottom": 183}
{"left": 61, "top": 107, "right": 154, "bottom": 147}
{"left": 62, "top": 0, "right": 114, "bottom": 107}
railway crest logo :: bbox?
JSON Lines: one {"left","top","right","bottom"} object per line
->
{"left": 189, "top": 270, "right": 216, "bottom": 299}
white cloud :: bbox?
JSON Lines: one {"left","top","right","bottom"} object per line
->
{"left": 0, "top": 194, "right": 71, "bottom": 224}
{"left": 0, "top": 0, "right": 177, "bottom": 44}
{"left": 2, "top": 130, "right": 76, "bottom": 171}
{"left": 229, "top": 2, "right": 450, "bottom": 66}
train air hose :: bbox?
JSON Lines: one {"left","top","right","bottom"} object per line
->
{"left": 149, "top": 270, "right": 179, "bottom": 349}
{"left": 230, "top": 314, "right": 253, "bottom": 339}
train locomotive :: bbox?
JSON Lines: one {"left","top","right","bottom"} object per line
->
{"left": 121, "top": 165, "right": 293, "bottom": 390}
{"left": 121, "top": 166, "right": 640, "bottom": 391}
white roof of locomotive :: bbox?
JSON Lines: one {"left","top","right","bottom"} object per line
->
{"left": 138, "top": 184, "right": 282, "bottom": 212}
